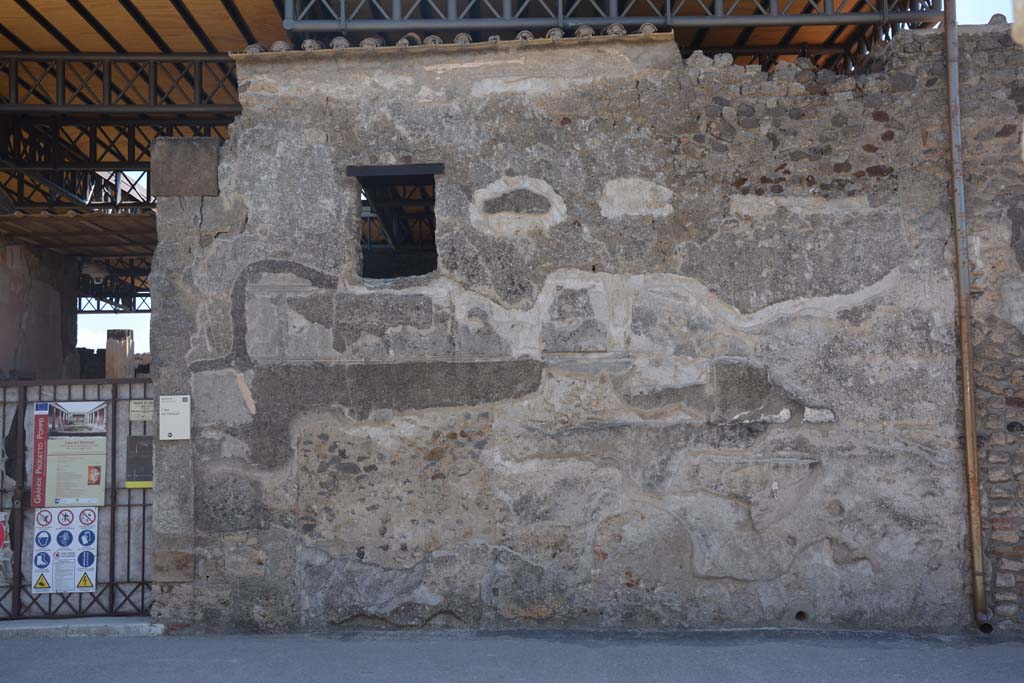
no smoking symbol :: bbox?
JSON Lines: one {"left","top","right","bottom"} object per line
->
{"left": 57, "top": 509, "right": 74, "bottom": 526}
{"left": 36, "top": 510, "right": 52, "bottom": 527}
{"left": 79, "top": 509, "right": 96, "bottom": 526}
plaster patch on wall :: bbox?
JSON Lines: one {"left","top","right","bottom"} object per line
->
{"left": 470, "top": 176, "right": 567, "bottom": 238}
{"left": 728, "top": 194, "right": 870, "bottom": 218}
{"left": 599, "top": 177, "right": 674, "bottom": 218}
{"left": 803, "top": 407, "right": 836, "bottom": 423}
{"left": 996, "top": 276, "right": 1024, "bottom": 335}
{"left": 425, "top": 57, "right": 527, "bottom": 73}
{"left": 470, "top": 76, "right": 595, "bottom": 97}
{"left": 235, "top": 372, "right": 257, "bottom": 416}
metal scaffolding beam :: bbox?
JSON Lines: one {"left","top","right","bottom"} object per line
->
{"left": 283, "top": 0, "right": 943, "bottom": 33}
{"left": 0, "top": 160, "right": 154, "bottom": 211}
{"left": 77, "top": 256, "right": 152, "bottom": 314}
{"left": 3, "top": 117, "right": 230, "bottom": 171}
{"left": 0, "top": 53, "right": 241, "bottom": 116}
{"left": 1, "top": 117, "right": 229, "bottom": 211}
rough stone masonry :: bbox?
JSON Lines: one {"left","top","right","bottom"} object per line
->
{"left": 149, "top": 25, "right": 1024, "bottom": 632}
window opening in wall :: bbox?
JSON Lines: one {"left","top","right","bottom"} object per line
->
{"left": 347, "top": 164, "right": 443, "bottom": 279}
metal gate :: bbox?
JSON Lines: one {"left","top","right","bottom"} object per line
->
{"left": 0, "top": 379, "right": 153, "bottom": 619}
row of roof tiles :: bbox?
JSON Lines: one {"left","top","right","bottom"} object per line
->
{"left": 241, "top": 23, "right": 661, "bottom": 54}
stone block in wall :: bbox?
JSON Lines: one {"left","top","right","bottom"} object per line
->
{"left": 541, "top": 285, "right": 609, "bottom": 353}
{"left": 151, "top": 137, "right": 220, "bottom": 197}
{"left": 154, "top": 550, "right": 195, "bottom": 583}
{"left": 245, "top": 272, "right": 340, "bottom": 363}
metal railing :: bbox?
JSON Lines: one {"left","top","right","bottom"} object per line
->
{"left": 0, "top": 53, "right": 240, "bottom": 116}
{"left": 283, "top": 0, "right": 944, "bottom": 33}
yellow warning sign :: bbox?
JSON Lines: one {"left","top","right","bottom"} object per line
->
{"left": 77, "top": 573, "right": 93, "bottom": 589}
{"left": 34, "top": 574, "right": 50, "bottom": 590}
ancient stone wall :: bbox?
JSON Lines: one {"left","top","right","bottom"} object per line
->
{"left": 0, "top": 244, "right": 79, "bottom": 380}
{"left": 149, "top": 27, "right": 1023, "bottom": 632}
{"left": 958, "top": 24, "right": 1024, "bottom": 630}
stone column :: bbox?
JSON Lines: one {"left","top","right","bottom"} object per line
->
{"left": 104, "top": 329, "right": 134, "bottom": 378}
{"left": 148, "top": 137, "right": 220, "bottom": 628}
{"left": 1015, "top": 1, "right": 1024, "bottom": 45}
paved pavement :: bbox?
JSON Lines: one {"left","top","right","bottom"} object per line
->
{"left": 3, "top": 628, "right": 1022, "bottom": 682}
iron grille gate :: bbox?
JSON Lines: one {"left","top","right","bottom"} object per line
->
{"left": 0, "top": 379, "right": 153, "bottom": 619}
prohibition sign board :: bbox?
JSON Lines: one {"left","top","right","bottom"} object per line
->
{"left": 32, "top": 506, "right": 99, "bottom": 594}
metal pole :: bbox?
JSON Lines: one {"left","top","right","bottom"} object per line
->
{"left": 108, "top": 390, "right": 118, "bottom": 613}
{"left": 943, "top": 0, "right": 991, "bottom": 633}
{"left": 55, "top": 61, "right": 65, "bottom": 106}
{"left": 102, "top": 60, "right": 111, "bottom": 107}
{"left": 10, "top": 386, "right": 26, "bottom": 618}
{"left": 8, "top": 59, "right": 17, "bottom": 104}
{"left": 194, "top": 60, "right": 203, "bottom": 106}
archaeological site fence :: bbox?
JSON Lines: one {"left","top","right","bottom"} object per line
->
{"left": 0, "top": 379, "right": 153, "bottom": 619}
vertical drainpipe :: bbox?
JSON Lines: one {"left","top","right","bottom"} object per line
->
{"left": 943, "top": 0, "right": 992, "bottom": 633}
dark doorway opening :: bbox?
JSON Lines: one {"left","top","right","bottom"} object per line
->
{"left": 347, "top": 164, "right": 443, "bottom": 279}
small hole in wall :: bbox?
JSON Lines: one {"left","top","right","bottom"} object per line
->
{"left": 978, "top": 622, "right": 994, "bottom": 634}
{"left": 794, "top": 610, "right": 809, "bottom": 622}
{"left": 347, "top": 164, "right": 443, "bottom": 279}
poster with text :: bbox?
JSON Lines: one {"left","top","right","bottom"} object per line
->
{"left": 31, "top": 401, "right": 107, "bottom": 508}
{"left": 31, "top": 506, "right": 98, "bottom": 594}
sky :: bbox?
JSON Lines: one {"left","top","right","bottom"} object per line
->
{"left": 75, "top": 0, "right": 1016, "bottom": 355}
{"left": 959, "top": 0, "right": 1013, "bottom": 25}
{"left": 78, "top": 313, "right": 151, "bottom": 354}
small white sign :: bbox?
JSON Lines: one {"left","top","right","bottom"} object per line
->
{"left": 129, "top": 399, "right": 154, "bottom": 422}
{"left": 159, "top": 395, "right": 191, "bottom": 441}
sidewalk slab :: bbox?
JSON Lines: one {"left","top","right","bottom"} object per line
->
{"left": 0, "top": 616, "right": 164, "bottom": 640}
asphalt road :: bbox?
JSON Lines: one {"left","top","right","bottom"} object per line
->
{"left": 4, "top": 629, "right": 1022, "bottom": 682}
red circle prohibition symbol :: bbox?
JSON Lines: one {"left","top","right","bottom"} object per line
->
{"left": 79, "top": 509, "right": 96, "bottom": 526}
{"left": 36, "top": 510, "right": 53, "bottom": 527}
{"left": 57, "top": 509, "right": 75, "bottom": 526}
